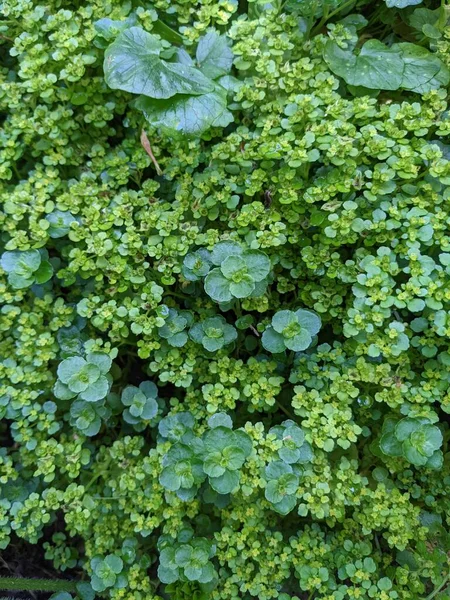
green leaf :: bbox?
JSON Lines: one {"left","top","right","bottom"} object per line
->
{"left": 409, "top": 7, "right": 441, "bottom": 31}
{"left": 324, "top": 39, "right": 404, "bottom": 91}
{"left": 265, "top": 480, "right": 284, "bottom": 504}
{"left": 184, "top": 565, "right": 203, "bottom": 581}
{"left": 34, "top": 260, "right": 53, "bottom": 284}
{"left": 204, "top": 269, "right": 233, "bottom": 302}
{"left": 57, "top": 357, "right": 86, "bottom": 384}
{"left": 220, "top": 254, "right": 246, "bottom": 279}
{"left": 379, "top": 432, "right": 403, "bottom": 456}
{"left": 243, "top": 251, "right": 271, "bottom": 282}
{"left": 209, "top": 469, "right": 240, "bottom": 494}
{"left": 104, "top": 27, "right": 214, "bottom": 99}
{"left": 105, "top": 555, "right": 123, "bottom": 574}
{"left": 8, "top": 273, "right": 34, "bottom": 289}
{"left": 174, "top": 545, "right": 192, "bottom": 567}
{"left": 1, "top": 250, "right": 41, "bottom": 275}
{"left": 272, "top": 494, "right": 297, "bottom": 515}
{"left": 159, "top": 465, "right": 181, "bottom": 491}
{"left": 54, "top": 380, "right": 77, "bottom": 401}
{"left": 284, "top": 329, "right": 312, "bottom": 352}
{"left": 402, "top": 440, "right": 428, "bottom": 466}
{"left": 86, "top": 352, "right": 112, "bottom": 374}
{"left": 203, "top": 452, "right": 226, "bottom": 478}
{"left": 262, "top": 327, "right": 286, "bottom": 353}
{"left": 324, "top": 39, "right": 448, "bottom": 93}
{"left": 397, "top": 43, "right": 449, "bottom": 93}
{"left": 229, "top": 277, "right": 255, "bottom": 298}
{"left": 272, "top": 310, "right": 296, "bottom": 334}
{"left": 210, "top": 241, "right": 242, "bottom": 265}
{"left": 157, "top": 564, "right": 179, "bottom": 584}
{"left": 418, "top": 424, "right": 443, "bottom": 454}
{"left": 136, "top": 86, "right": 233, "bottom": 137}
{"left": 395, "top": 418, "right": 421, "bottom": 442}
{"left": 385, "top": 0, "right": 422, "bottom": 7}
{"left": 196, "top": 30, "right": 234, "bottom": 79}
{"left": 79, "top": 377, "right": 109, "bottom": 402}
{"left": 295, "top": 309, "right": 321, "bottom": 336}
{"left": 222, "top": 446, "right": 246, "bottom": 470}
{"left": 208, "top": 413, "right": 233, "bottom": 429}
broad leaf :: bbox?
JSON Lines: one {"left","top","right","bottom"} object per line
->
{"left": 135, "top": 86, "right": 233, "bottom": 136}
{"left": 104, "top": 27, "right": 214, "bottom": 99}
{"left": 196, "top": 30, "right": 234, "bottom": 79}
{"left": 397, "top": 42, "right": 449, "bottom": 93}
{"left": 324, "top": 38, "right": 449, "bottom": 93}
{"left": 324, "top": 39, "right": 403, "bottom": 90}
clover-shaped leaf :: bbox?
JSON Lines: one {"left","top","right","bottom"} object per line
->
{"left": 189, "top": 315, "right": 237, "bottom": 351}
{"left": 55, "top": 353, "right": 111, "bottom": 402}
{"left": 182, "top": 249, "right": 212, "bottom": 281}
{"left": 121, "top": 380, "right": 158, "bottom": 425}
{"left": 1, "top": 249, "right": 53, "bottom": 289}
{"left": 262, "top": 309, "right": 321, "bottom": 353}
{"left": 264, "top": 460, "right": 299, "bottom": 515}
{"left": 204, "top": 243, "right": 271, "bottom": 302}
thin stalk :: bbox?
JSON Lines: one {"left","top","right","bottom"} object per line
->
{"left": 425, "top": 574, "right": 450, "bottom": 600}
{"left": 310, "top": 0, "right": 356, "bottom": 36}
{"left": 0, "top": 578, "right": 77, "bottom": 593}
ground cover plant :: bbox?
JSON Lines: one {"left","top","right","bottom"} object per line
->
{"left": 1, "top": 0, "right": 450, "bottom": 598}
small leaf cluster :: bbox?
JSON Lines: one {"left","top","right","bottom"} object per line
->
{"left": 158, "top": 529, "right": 217, "bottom": 585}
{"left": 379, "top": 416, "right": 443, "bottom": 468}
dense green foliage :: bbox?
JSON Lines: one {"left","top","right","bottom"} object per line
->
{"left": 1, "top": 0, "right": 450, "bottom": 598}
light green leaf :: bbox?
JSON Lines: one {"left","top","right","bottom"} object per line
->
{"left": 58, "top": 357, "right": 86, "bottom": 384}
{"left": 243, "top": 251, "right": 271, "bottom": 282}
{"left": 208, "top": 413, "right": 233, "bottom": 429}
{"left": 284, "top": 329, "right": 312, "bottom": 352}
{"left": 105, "top": 555, "right": 123, "bottom": 574}
{"left": 79, "top": 376, "right": 109, "bottom": 402}
{"left": 409, "top": 7, "right": 441, "bottom": 31}
{"left": 324, "top": 38, "right": 448, "bottom": 93}
{"left": 209, "top": 469, "right": 240, "bottom": 494}
{"left": 211, "top": 241, "right": 243, "bottom": 265}
{"left": 396, "top": 43, "right": 449, "bottom": 93}
{"left": 229, "top": 278, "right": 255, "bottom": 298}
{"left": 386, "top": 0, "right": 422, "bottom": 7}
{"left": 1, "top": 250, "right": 41, "bottom": 275}
{"left": 204, "top": 269, "right": 233, "bottom": 302}
{"left": 221, "top": 254, "right": 246, "bottom": 278}
{"left": 295, "top": 309, "right": 322, "bottom": 336}
{"left": 136, "top": 86, "right": 233, "bottom": 136}
{"left": 104, "top": 27, "right": 214, "bottom": 99}
{"left": 86, "top": 352, "right": 112, "bottom": 374}
{"left": 222, "top": 445, "right": 246, "bottom": 470}
{"left": 8, "top": 273, "right": 34, "bottom": 289}
{"left": 324, "top": 39, "right": 404, "bottom": 91}
{"left": 196, "top": 30, "right": 234, "bottom": 79}
{"left": 262, "top": 327, "right": 286, "bottom": 353}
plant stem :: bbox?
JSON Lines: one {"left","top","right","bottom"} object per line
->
{"left": 0, "top": 578, "right": 77, "bottom": 593}
{"left": 425, "top": 574, "right": 450, "bottom": 600}
{"left": 311, "top": 0, "right": 356, "bottom": 36}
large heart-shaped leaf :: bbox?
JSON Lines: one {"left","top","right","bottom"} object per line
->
{"left": 324, "top": 39, "right": 404, "bottom": 90}
{"left": 104, "top": 27, "right": 214, "bottom": 99}
{"left": 324, "top": 38, "right": 449, "bottom": 93}
{"left": 135, "top": 86, "right": 233, "bottom": 136}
